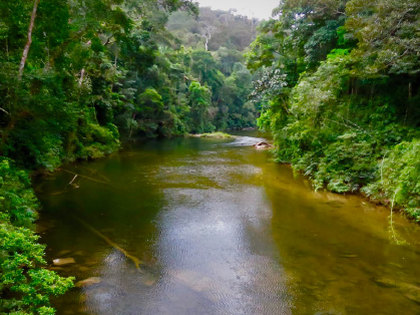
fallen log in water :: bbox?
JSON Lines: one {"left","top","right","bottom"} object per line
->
{"left": 73, "top": 216, "right": 143, "bottom": 271}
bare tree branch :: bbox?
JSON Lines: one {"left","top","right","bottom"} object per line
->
{"left": 18, "top": 0, "right": 41, "bottom": 80}
{"left": 0, "top": 107, "right": 10, "bottom": 115}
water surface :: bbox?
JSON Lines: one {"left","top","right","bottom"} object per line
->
{"left": 36, "top": 134, "right": 420, "bottom": 315}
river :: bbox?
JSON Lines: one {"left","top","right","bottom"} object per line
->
{"left": 35, "top": 133, "right": 420, "bottom": 315}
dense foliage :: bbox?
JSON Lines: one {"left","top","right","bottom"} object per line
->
{"left": 0, "top": 158, "right": 74, "bottom": 314}
{"left": 247, "top": 0, "right": 420, "bottom": 219}
{"left": 0, "top": 2, "right": 259, "bottom": 171}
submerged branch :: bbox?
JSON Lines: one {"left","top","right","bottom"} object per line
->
{"left": 77, "top": 165, "right": 111, "bottom": 183}
{"left": 61, "top": 169, "right": 115, "bottom": 188}
{"left": 73, "top": 216, "right": 143, "bottom": 271}
{"left": 48, "top": 186, "right": 79, "bottom": 196}
{"left": 68, "top": 174, "right": 78, "bottom": 186}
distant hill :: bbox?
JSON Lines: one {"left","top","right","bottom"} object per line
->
{"left": 167, "top": 7, "right": 259, "bottom": 52}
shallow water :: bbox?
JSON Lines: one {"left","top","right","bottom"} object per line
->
{"left": 36, "top": 134, "right": 420, "bottom": 315}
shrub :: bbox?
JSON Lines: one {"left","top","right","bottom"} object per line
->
{"left": 0, "top": 158, "right": 74, "bottom": 315}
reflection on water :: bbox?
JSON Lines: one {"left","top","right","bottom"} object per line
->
{"left": 36, "top": 134, "right": 420, "bottom": 315}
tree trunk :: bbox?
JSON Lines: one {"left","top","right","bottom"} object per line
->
{"left": 204, "top": 36, "right": 209, "bottom": 51}
{"left": 409, "top": 82, "right": 412, "bottom": 99}
{"left": 128, "top": 113, "right": 137, "bottom": 139}
{"left": 18, "top": 0, "right": 41, "bottom": 80}
{"left": 404, "top": 82, "right": 412, "bottom": 125}
{"left": 79, "top": 68, "right": 85, "bottom": 86}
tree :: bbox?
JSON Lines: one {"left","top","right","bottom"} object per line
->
{"left": 188, "top": 81, "right": 214, "bottom": 133}
{"left": 346, "top": 0, "right": 420, "bottom": 76}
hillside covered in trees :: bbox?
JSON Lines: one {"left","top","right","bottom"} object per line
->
{"left": 247, "top": 0, "right": 420, "bottom": 220}
{"left": 167, "top": 7, "right": 258, "bottom": 51}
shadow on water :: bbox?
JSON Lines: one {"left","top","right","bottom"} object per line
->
{"left": 35, "top": 133, "right": 420, "bottom": 315}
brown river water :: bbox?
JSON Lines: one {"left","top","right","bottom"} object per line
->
{"left": 35, "top": 133, "right": 420, "bottom": 315}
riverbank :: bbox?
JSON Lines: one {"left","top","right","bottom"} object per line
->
{"left": 271, "top": 138, "right": 420, "bottom": 224}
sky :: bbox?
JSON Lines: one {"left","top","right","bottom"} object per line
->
{"left": 195, "top": 0, "right": 280, "bottom": 20}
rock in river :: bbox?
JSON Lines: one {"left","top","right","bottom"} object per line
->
{"left": 253, "top": 141, "right": 272, "bottom": 150}
{"left": 373, "top": 277, "right": 397, "bottom": 288}
{"left": 76, "top": 277, "right": 102, "bottom": 288}
{"left": 53, "top": 258, "right": 76, "bottom": 266}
